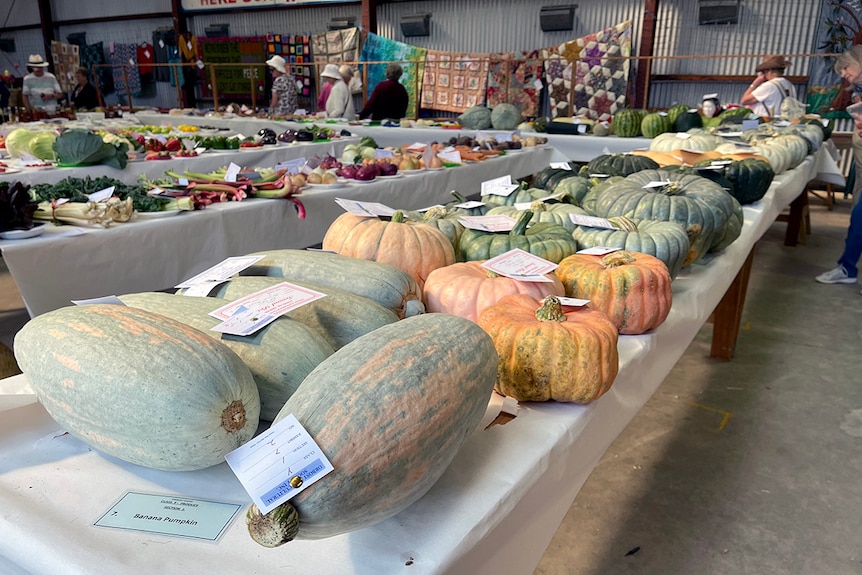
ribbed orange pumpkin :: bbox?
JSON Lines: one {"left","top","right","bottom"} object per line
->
{"left": 423, "top": 261, "right": 565, "bottom": 322}
{"left": 478, "top": 294, "right": 619, "bottom": 403}
{"left": 322, "top": 211, "right": 455, "bottom": 292}
{"left": 555, "top": 250, "right": 673, "bottom": 335}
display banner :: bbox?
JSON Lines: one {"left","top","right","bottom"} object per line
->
{"left": 199, "top": 37, "right": 267, "bottom": 98}
{"left": 181, "top": 0, "right": 350, "bottom": 11}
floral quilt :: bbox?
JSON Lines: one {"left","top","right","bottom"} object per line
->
{"left": 486, "top": 50, "right": 542, "bottom": 118}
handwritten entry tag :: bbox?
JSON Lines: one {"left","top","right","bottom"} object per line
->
{"left": 458, "top": 214, "right": 517, "bottom": 232}
{"left": 334, "top": 198, "right": 396, "bottom": 217}
{"left": 209, "top": 282, "right": 326, "bottom": 322}
{"left": 577, "top": 246, "right": 622, "bottom": 256}
{"left": 224, "top": 162, "right": 241, "bottom": 183}
{"left": 481, "top": 175, "right": 519, "bottom": 197}
{"left": 437, "top": 149, "right": 462, "bottom": 164}
{"left": 225, "top": 414, "right": 334, "bottom": 514}
{"left": 569, "top": 214, "right": 617, "bottom": 230}
{"left": 557, "top": 296, "right": 591, "bottom": 307}
{"left": 176, "top": 255, "right": 265, "bottom": 288}
{"left": 482, "top": 248, "right": 557, "bottom": 282}
{"left": 88, "top": 186, "right": 114, "bottom": 203}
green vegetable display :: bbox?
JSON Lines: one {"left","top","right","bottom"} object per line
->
{"left": 53, "top": 129, "right": 129, "bottom": 169}
{"left": 31, "top": 176, "right": 168, "bottom": 213}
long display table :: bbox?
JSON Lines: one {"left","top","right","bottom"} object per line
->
{"left": 0, "top": 137, "right": 358, "bottom": 187}
{"left": 0, "top": 148, "right": 559, "bottom": 317}
{"left": 0, "top": 152, "right": 820, "bottom": 575}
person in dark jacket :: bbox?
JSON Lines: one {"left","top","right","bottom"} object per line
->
{"left": 72, "top": 67, "right": 100, "bottom": 110}
{"left": 359, "top": 63, "right": 409, "bottom": 121}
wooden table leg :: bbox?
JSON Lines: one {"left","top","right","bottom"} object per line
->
{"left": 710, "top": 247, "right": 756, "bottom": 361}
{"left": 783, "top": 189, "right": 809, "bottom": 247}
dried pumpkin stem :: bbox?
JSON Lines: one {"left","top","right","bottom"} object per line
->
{"left": 600, "top": 251, "right": 637, "bottom": 268}
{"left": 423, "top": 206, "right": 448, "bottom": 220}
{"left": 246, "top": 502, "right": 300, "bottom": 547}
{"left": 607, "top": 216, "right": 639, "bottom": 232}
{"left": 221, "top": 400, "right": 247, "bottom": 433}
{"left": 391, "top": 211, "right": 405, "bottom": 223}
{"left": 536, "top": 296, "right": 566, "bottom": 322}
{"left": 655, "top": 181, "right": 683, "bottom": 196}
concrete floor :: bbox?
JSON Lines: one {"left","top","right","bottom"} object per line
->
{"left": 0, "top": 195, "right": 860, "bottom": 574}
{"left": 536, "top": 197, "right": 862, "bottom": 575}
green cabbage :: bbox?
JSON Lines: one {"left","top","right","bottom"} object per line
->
{"left": 5, "top": 129, "right": 36, "bottom": 158}
{"left": 28, "top": 132, "right": 57, "bottom": 161}
{"left": 53, "top": 129, "right": 128, "bottom": 169}
{"left": 458, "top": 106, "right": 492, "bottom": 130}
{"left": 491, "top": 103, "right": 521, "bottom": 130}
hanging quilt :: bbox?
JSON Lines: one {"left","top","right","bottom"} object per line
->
{"left": 110, "top": 43, "right": 142, "bottom": 98}
{"left": 50, "top": 41, "right": 80, "bottom": 94}
{"left": 541, "top": 20, "right": 632, "bottom": 121}
{"left": 420, "top": 50, "right": 489, "bottom": 114}
{"left": 486, "top": 50, "right": 543, "bottom": 118}
{"left": 312, "top": 27, "right": 361, "bottom": 96}
{"left": 360, "top": 32, "right": 425, "bottom": 118}
{"left": 80, "top": 42, "right": 112, "bottom": 95}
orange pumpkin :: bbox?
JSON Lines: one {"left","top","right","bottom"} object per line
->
{"left": 423, "top": 261, "right": 565, "bottom": 322}
{"left": 478, "top": 294, "right": 619, "bottom": 403}
{"left": 554, "top": 250, "right": 672, "bottom": 335}
{"left": 322, "top": 211, "right": 455, "bottom": 292}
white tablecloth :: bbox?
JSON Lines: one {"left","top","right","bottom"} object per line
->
{"left": 0, "top": 138, "right": 358, "bottom": 187}
{"left": 0, "top": 152, "right": 819, "bottom": 575}
{"left": 0, "top": 148, "right": 559, "bottom": 317}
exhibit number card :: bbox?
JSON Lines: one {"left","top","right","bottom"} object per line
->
{"left": 94, "top": 492, "right": 242, "bottom": 542}
{"left": 569, "top": 214, "right": 618, "bottom": 230}
{"left": 224, "top": 162, "right": 241, "bottom": 183}
{"left": 577, "top": 246, "right": 622, "bottom": 256}
{"left": 277, "top": 158, "right": 306, "bottom": 174}
{"left": 437, "top": 149, "right": 462, "bottom": 164}
{"left": 458, "top": 214, "right": 517, "bottom": 232}
{"left": 557, "top": 296, "right": 591, "bottom": 307}
{"left": 175, "top": 255, "right": 265, "bottom": 288}
{"left": 549, "top": 162, "right": 572, "bottom": 170}
{"left": 225, "top": 413, "right": 335, "bottom": 514}
{"left": 480, "top": 175, "right": 519, "bottom": 197}
{"left": 87, "top": 186, "right": 114, "bottom": 203}
{"left": 453, "top": 200, "right": 485, "bottom": 209}
{"left": 334, "top": 198, "right": 396, "bottom": 217}
{"left": 482, "top": 248, "right": 557, "bottom": 282}
{"left": 209, "top": 282, "right": 327, "bottom": 336}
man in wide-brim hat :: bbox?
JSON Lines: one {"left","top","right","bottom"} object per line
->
{"left": 22, "top": 54, "right": 63, "bottom": 113}
{"left": 741, "top": 54, "right": 796, "bottom": 117}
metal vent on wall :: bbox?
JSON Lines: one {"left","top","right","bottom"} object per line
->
{"left": 699, "top": 0, "right": 740, "bottom": 25}
{"left": 205, "top": 24, "right": 230, "bottom": 38}
{"left": 328, "top": 17, "right": 356, "bottom": 31}
{"left": 400, "top": 14, "right": 431, "bottom": 37}
{"left": 540, "top": 5, "right": 577, "bottom": 32}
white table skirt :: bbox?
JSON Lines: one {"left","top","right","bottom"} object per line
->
{"left": 0, "top": 148, "right": 559, "bottom": 317}
{"left": 0, "top": 154, "right": 817, "bottom": 575}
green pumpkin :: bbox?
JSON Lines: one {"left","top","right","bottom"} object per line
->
{"left": 486, "top": 201, "right": 589, "bottom": 233}
{"left": 459, "top": 209, "right": 578, "bottom": 263}
{"left": 571, "top": 215, "right": 693, "bottom": 277}
{"left": 579, "top": 175, "right": 625, "bottom": 213}
{"left": 693, "top": 157, "right": 774, "bottom": 205}
{"left": 586, "top": 153, "right": 660, "bottom": 177}
{"left": 550, "top": 175, "right": 593, "bottom": 205}
{"left": 482, "top": 183, "right": 558, "bottom": 208}
{"left": 589, "top": 169, "right": 742, "bottom": 262}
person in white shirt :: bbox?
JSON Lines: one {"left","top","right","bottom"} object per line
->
{"left": 741, "top": 54, "right": 796, "bottom": 117}
{"left": 320, "top": 64, "right": 355, "bottom": 120}
{"left": 21, "top": 54, "right": 63, "bottom": 114}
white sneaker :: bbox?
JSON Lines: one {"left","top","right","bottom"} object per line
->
{"left": 815, "top": 265, "right": 857, "bottom": 284}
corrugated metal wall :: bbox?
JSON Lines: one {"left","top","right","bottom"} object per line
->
{"left": 186, "top": 5, "right": 364, "bottom": 38}
{"left": 0, "top": 0, "right": 833, "bottom": 111}
{"left": 648, "top": 0, "right": 823, "bottom": 108}
{"left": 376, "top": 0, "right": 644, "bottom": 54}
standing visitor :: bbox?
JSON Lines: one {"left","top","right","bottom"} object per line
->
{"left": 741, "top": 55, "right": 795, "bottom": 117}
{"left": 321, "top": 63, "right": 354, "bottom": 119}
{"left": 266, "top": 55, "right": 298, "bottom": 117}
{"left": 72, "top": 67, "right": 100, "bottom": 110}
{"left": 816, "top": 45, "right": 862, "bottom": 287}
{"left": 359, "top": 63, "right": 409, "bottom": 121}
{"left": 21, "top": 55, "right": 63, "bottom": 114}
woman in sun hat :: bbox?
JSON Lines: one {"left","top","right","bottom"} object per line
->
{"left": 320, "top": 63, "right": 355, "bottom": 119}
{"left": 266, "top": 55, "right": 297, "bottom": 117}
{"left": 22, "top": 54, "right": 63, "bottom": 113}
{"left": 741, "top": 54, "right": 796, "bottom": 117}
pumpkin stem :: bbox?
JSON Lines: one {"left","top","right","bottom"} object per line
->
{"left": 510, "top": 209, "right": 533, "bottom": 236}
{"left": 485, "top": 269, "right": 500, "bottom": 278}
{"left": 530, "top": 200, "right": 547, "bottom": 212}
{"left": 685, "top": 223, "right": 702, "bottom": 240}
{"left": 391, "top": 211, "right": 405, "bottom": 223}
{"left": 450, "top": 190, "right": 468, "bottom": 203}
{"left": 654, "top": 181, "right": 683, "bottom": 196}
{"left": 600, "top": 251, "right": 636, "bottom": 268}
{"left": 221, "top": 400, "right": 247, "bottom": 433}
{"left": 423, "top": 206, "right": 448, "bottom": 220}
{"left": 246, "top": 503, "right": 300, "bottom": 547}
{"left": 536, "top": 296, "right": 567, "bottom": 322}
{"left": 607, "top": 216, "right": 639, "bottom": 232}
